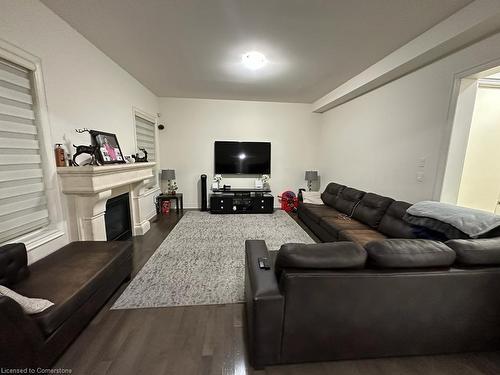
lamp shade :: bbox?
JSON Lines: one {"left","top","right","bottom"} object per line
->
{"left": 161, "top": 169, "right": 176, "bottom": 181}
{"left": 304, "top": 170, "right": 318, "bottom": 181}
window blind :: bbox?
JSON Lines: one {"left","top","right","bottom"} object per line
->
{"left": 0, "top": 58, "right": 49, "bottom": 243}
{"left": 135, "top": 115, "right": 156, "bottom": 162}
{"left": 135, "top": 115, "right": 157, "bottom": 187}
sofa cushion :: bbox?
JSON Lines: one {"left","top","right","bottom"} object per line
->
{"left": 365, "top": 239, "right": 456, "bottom": 268}
{"left": 378, "top": 201, "right": 418, "bottom": 239}
{"left": 321, "top": 183, "right": 345, "bottom": 207}
{"left": 298, "top": 203, "right": 340, "bottom": 224}
{"left": 14, "top": 241, "right": 132, "bottom": 336}
{"left": 319, "top": 216, "right": 370, "bottom": 238}
{"left": 299, "top": 212, "right": 338, "bottom": 242}
{"left": 339, "top": 229, "right": 387, "bottom": 247}
{"left": 332, "top": 187, "right": 365, "bottom": 215}
{"left": 0, "top": 243, "right": 30, "bottom": 287}
{"left": 275, "top": 242, "right": 367, "bottom": 277}
{"left": 352, "top": 193, "right": 394, "bottom": 228}
{"left": 446, "top": 238, "right": 500, "bottom": 266}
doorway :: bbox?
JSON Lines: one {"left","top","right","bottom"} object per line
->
{"left": 441, "top": 68, "right": 500, "bottom": 213}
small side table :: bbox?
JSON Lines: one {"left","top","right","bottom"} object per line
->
{"left": 156, "top": 193, "right": 184, "bottom": 214}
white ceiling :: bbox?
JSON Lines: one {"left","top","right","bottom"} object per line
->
{"left": 41, "top": 0, "right": 473, "bottom": 103}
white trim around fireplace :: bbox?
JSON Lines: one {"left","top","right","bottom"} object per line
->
{"left": 57, "top": 162, "right": 156, "bottom": 240}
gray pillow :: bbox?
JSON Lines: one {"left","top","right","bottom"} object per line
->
{"left": 0, "top": 285, "right": 54, "bottom": 314}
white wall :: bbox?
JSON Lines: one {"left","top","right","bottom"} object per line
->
{"left": 318, "top": 31, "right": 500, "bottom": 203}
{"left": 0, "top": 0, "right": 159, "bottom": 261}
{"left": 457, "top": 85, "right": 500, "bottom": 212}
{"left": 158, "top": 98, "right": 320, "bottom": 208}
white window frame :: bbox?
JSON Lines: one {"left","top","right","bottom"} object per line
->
{"left": 0, "top": 39, "right": 65, "bottom": 251}
{"left": 132, "top": 107, "right": 159, "bottom": 189}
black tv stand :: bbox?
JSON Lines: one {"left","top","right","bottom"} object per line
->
{"left": 210, "top": 188, "right": 274, "bottom": 214}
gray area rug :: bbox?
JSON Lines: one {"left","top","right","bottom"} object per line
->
{"left": 112, "top": 210, "right": 314, "bottom": 309}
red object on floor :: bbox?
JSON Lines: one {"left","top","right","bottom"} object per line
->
{"left": 278, "top": 191, "right": 298, "bottom": 212}
{"left": 161, "top": 200, "right": 171, "bottom": 215}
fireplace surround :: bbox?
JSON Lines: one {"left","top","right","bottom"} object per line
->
{"left": 57, "top": 162, "right": 156, "bottom": 241}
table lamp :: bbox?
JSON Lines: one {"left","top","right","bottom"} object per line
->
{"left": 304, "top": 170, "right": 319, "bottom": 191}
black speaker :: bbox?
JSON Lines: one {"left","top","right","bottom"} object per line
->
{"left": 200, "top": 174, "right": 207, "bottom": 211}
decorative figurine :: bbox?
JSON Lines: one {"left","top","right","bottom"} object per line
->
{"left": 72, "top": 128, "right": 99, "bottom": 166}
{"left": 262, "top": 174, "right": 270, "bottom": 190}
{"left": 72, "top": 144, "right": 100, "bottom": 166}
{"left": 132, "top": 147, "right": 148, "bottom": 163}
{"left": 213, "top": 174, "right": 222, "bottom": 190}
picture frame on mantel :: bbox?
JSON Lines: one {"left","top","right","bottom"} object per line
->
{"left": 90, "top": 130, "right": 126, "bottom": 165}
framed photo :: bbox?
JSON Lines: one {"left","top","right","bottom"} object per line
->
{"left": 90, "top": 130, "right": 125, "bottom": 165}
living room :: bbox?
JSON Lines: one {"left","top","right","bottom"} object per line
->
{"left": 2, "top": 0, "right": 500, "bottom": 374}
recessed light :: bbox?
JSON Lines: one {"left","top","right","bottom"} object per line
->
{"left": 238, "top": 153, "right": 246, "bottom": 159}
{"left": 242, "top": 51, "right": 267, "bottom": 70}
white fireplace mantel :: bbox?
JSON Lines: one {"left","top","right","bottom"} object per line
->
{"left": 57, "top": 162, "right": 156, "bottom": 241}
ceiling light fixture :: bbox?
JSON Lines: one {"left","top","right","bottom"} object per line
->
{"left": 242, "top": 51, "right": 267, "bottom": 70}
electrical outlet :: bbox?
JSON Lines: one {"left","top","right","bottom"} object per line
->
{"left": 417, "top": 157, "right": 426, "bottom": 168}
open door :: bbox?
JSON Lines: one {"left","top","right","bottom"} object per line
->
{"left": 440, "top": 66, "right": 500, "bottom": 210}
{"left": 456, "top": 76, "right": 500, "bottom": 214}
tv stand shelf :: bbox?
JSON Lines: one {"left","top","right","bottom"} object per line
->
{"left": 211, "top": 187, "right": 271, "bottom": 193}
{"left": 210, "top": 188, "right": 274, "bottom": 214}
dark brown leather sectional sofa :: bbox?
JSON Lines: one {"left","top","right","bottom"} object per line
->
{"left": 298, "top": 182, "right": 417, "bottom": 245}
{"left": 0, "top": 241, "right": 132, "bottom": 369}
{"left": 245, "top": 182, "right": 500, "bottom": 368}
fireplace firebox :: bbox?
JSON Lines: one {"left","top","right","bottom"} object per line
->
{"left": 104, "top": 193, "right": 132, "bottom": 241}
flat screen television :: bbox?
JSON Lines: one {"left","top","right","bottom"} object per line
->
{"left": 214, "top": 141, "right": 271, "bottom": 174}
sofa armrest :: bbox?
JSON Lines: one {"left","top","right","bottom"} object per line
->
{"left": 0, "top": 295, "right": 45, "bottom": 368}
{"left": 244, "top": 240, "right": 284, "bottom": 369}
{"left": 0, "top": 243, "right": 30, "bottom": 286}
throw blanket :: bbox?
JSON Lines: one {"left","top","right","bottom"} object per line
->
{"left": 407, "top": 201, "right": 500, "bottom": 238}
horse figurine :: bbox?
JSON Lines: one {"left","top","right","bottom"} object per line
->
{"left": 132, "top": 147, "right": 148, "bottom": 163}
{"left": 71, "top": 128, "right": 100, "bottom": 166}
{"left": 72, "top": 144, "right": 100, "bottom": 166}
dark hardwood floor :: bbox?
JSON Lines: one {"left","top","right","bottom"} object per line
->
{"left": 55, "top": 211, "right": 500, "bottom": 375}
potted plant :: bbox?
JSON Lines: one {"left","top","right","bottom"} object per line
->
{"left": 168, "top": 180, "right": 178, "bottom": 194}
